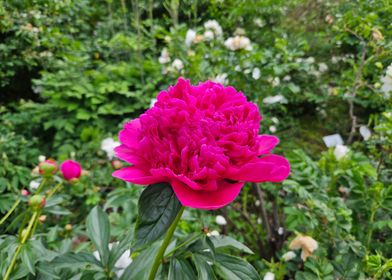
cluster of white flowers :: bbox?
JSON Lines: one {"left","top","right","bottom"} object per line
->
{"left": 224, "top": 35, "right": 252, "bottom": 51}
{"left": 380, "top": 63, "right": 392, "bottom": 98}
{"left": 101, "top": 137, "right": 120, "bottom": 160}
{"left": 263, "top": 95, "right": 287, "bottom": 105}
{"left": 204, "top": 20, "right": 223, "bottom": 39}
{"left": 185, "top": 29, "right": 197, "bottom": 46}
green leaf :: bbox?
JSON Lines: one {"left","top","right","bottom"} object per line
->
{"left": 51, "top": 252, "right": 102, "bottom": 269}
{"left": 108, "top": 230, "right": 133, "bottom": 270}
{"left": 135, "top": 183, "right": 182, "bottom": 248}
{"left": 211, "top": 236, "right": 253, "bottom": 254}
{"left": 193, "top": 254, "right": 217, "bottom": 280}
{"left": 20, "top": 243, "right": 36, "bottom": 275}
{"left": 86, "top": 206, "right": 110, "bottom": 266}
{"left": 168, "top": 258, "right": 197, "bottom": 280}
{"left": 214, "top": 253, "right": 261, "bottom": 280}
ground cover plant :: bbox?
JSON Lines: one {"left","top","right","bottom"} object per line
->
{"left": 0, "top": 0, "right": 391, "bottom": 279}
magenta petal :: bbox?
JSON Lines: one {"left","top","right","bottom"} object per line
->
{"left": 257, "top": 135, "right": 280, "bottom": 154}
{"left": 227, "top": 155, "right": 290, "bottom": 182}
{"left": 114, "top": 145, "right": 148, "bottom": 167}
{"left": 171, "top": 179, "right": 244, "bottom": 210}
{"left": 112, "top": 166, "right": 164, "bottom": 185}
{"left": 119, "top": 119, "right": 141, "bottom": 148}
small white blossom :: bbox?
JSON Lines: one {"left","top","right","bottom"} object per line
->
{"left": 171, "top": 59, "right": 184, "bottom": 71}
{"left": 263, "top": 272, "right": 275, "bottom": 280}
{"left": 318, "top": 62, "right": 328, "bottom": 73}
{"left": 204, "top": 20, "right": 223, "bottom": 37}
{"left": 234, "top": 65, "right": 241, "bottom": 72}
{"left": 215, "top": 215, "right": 227, "bottom": 225}
{"left": 278, "top": 227, "right": 284, "bottom": 235}
{"left": 255, "top": 200, "right": 260, "bottom": 206}
{"left": 210, "top": 230, "right": 220, "bottom": 236}
{"left": 38, "top": 155, "right": 46, "bottom": 162}
{"left": 306, "top": 57, "right": 315, "bottom": 64}
{"left": 94, "top": 243, "right": 132, "bottom": 277}
{"left": 29, "top": 180, "right": 40, "bottom": 190}
{"left": 334, "top": 144, "right": 349, "bottom": 160}
{"left": 203, "top": 30, "right": 214, "bottom": 41}
{"left": 271, "top": 117, "right": 279, "bottom": 124}
{"left": 282, "top": 251, "right": 296, "bottom": 261}
{"left": 322, "top": 134, "right": 343, "bottom": 147}
{"left": 272, "top": 77, "right": 280, "bottom": 87}
{"left": 359, "top": 125, "right": 371, "bottom": 141}
{"left": 252, "top": 67, "right": 261, "bottom": 80}
{"left": 213, "top": 73, "right": 228, "bottom": 85}
{"left": 257, "top": 218, "right": 262, "bottom": 224}
{"left": 283, "top": 75, "right": 291, "bottom": 81}
{"left": 269, "top": 126, "right": 277, "bottom": 133}
{"left": 101, "top": 138, "right": 121, "bottom": 160}
{"left": 263, "top": 95, "right": 287, "bottom": 104}
{"left": 224, "top": 36, "right": 252, "bottom": 51}
{"left": 158, "top": 48, "right": 170, "bottom": 64}
{"left": 185, "top": 29, "right": 197, "bottom": 47}
{"left": 254, "top": 18, "right": 266, "bottom": 27}
{"left": 381, "top": 64, "right": 392, "bottom": 98}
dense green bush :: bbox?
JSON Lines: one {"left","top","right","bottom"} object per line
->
{"left": 0, "top": 0, "right": 391, "bottom": 279}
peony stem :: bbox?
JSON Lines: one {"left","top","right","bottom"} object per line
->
{"left": 0, "top": 199, "right": 21, "bottom": 226}
{"left": 148, "top": 206, "right": 185, "bottom": 280}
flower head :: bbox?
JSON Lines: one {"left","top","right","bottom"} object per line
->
{"left": 113, "top": 78, "right": 290, "bottom": 209}
{"left": 204, "top": 20, "right": 223, "bottom": 37}
{"left": 101, "top": 137, "right": 120, "bottom": 159}
{"left": 60, "top": 160, "right": 82, "bottom": 181}
{"left": 38, "top": 159, "right": 58, "bottom": 176}
{"left": 289, "top": 235, "right": 318, "bottom": 261}
{"left": 224, "top": 36, "right": 252, "bottom": 51}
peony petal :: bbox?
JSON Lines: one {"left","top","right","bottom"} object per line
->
{"left": 171, "top": 179, "right": 244, "bottom": 210}
{"left": 119, "top": 119, "right": 141, "bottom": 148}
{"left": 257, "top": 135, "right": 280, "bottom": 154}
{"left": 112, "top": 166, "right": 164, "bottom": 185}
{"left": 227, "top": 155, "right": 290, "bottom": 182}
{"left": 114, "top": 145, "right": 148, "bottom": 167}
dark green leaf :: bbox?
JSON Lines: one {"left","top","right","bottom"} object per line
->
{"left": 193, "top": 254, "right": 217, "bottom": 280}
{"left": 211, "top": 236, "right": 253, "bottom": 254}
{"left": 20, "top": 243, "right": 36, "bottom": 275}
{"left": 51, "top": 252, "right": 102, "bottom": 269}
{"left": 168, "top": 258, "right": 197, "bottom": 280}
{"left": 135, "top": 183, "right": 182, "bottom": 248}
{"left": 214, "top": 253, "right": 260, "bottom": 280}
{"left": 86, "top": 206, "right": 110, "bottom": 266}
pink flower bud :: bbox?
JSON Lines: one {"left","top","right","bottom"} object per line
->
{"left": 21, "top": 189, "right": 30, "bottom": 196}
{"left": 60, "top": 160, "right": 82, "bottom": 181}
{"left": 38, "top": 159, "right": 58, "bottom": 176}
{"left": 111, "top": 160, "right": 123, "bottom": 170}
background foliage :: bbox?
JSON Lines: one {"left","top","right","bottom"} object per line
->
{"left": 0, "top": 0, "right": 391, "bottom": 279}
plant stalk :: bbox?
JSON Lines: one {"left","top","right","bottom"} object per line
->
{"left": 0, "top": 199, "right": 21, "bottom": 226}
{"left": 148, "top": 206, "right": 185, "bottom": 280}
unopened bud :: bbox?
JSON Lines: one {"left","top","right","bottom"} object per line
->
{"left": 39, "top": 159, "right": 58, "bottom": 177}
{"left": 21, "top": 189, "right": 30, "bottom": 196}
{"left": 39, "top": 215, "right": 47, "bottom": 223}
{"left": 29, "top": 195, "right": 46, "bottom": 211}
{"left": 372, "top": 28, "right": 384, "bottom": 41}
{"left": 111, "top": 160, "right": 123, "bottom": 170}
{"left": 65, "top": 224, "right": 73, "bottom": 231}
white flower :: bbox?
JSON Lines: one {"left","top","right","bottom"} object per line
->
{"left": 185, "top": 29, "right": 197, "bottom": 46}
{"left": 38, "top": 155, "right": 46, "bottom": 162}
{"left": 278, "top": 227, "right": 284, "bottom": 235}
{"left": 263, "top": 272, "right": 275, "bottom": 280}
{"left": 269, "top": 126, "right": 277, "bottom": 133}
{"left": 318, "top": 62, "right": 328, "bottom": 73}
{"left": 150, "top": 98, "right": 157, "bottom": 108}
{"left": 271, "top": 117, "right": 279, "bottom": 124}
{"left": 213, "top": 73, "right": 228, "bottom": 85}
{"left": 331, "top": 56, "right": 339, "bottom": 64}
{"left": 254, "top": 18, "right": 266, "bottom": 27}
{"left": 283, "top": 75, "right": 291, "bottom": 81}
{"left": 322, "top": 134, "right": 343, "bottom": 147}
{"left": 359, "top": 125, "right": 371, "bottom": 141}
{"left": 203, "top": 30, "right": 214, "bottom": 41}
{"left": 224, "top": 36, "right": 252, "bottom": 51}
{"left": 263, "top": 95, "right": 287, "bottom": 104}
{"left": 29, "top": 180, "right": 40, "bottom": 190}
{"left": 158, "top": 48, "right": 170, "bottom": 64}
{"left": 171, "top": 59, "right": 184, "bottom": 71}
{"left": 204, "top": 20, "right": 222, "bottom": 37}
{"left": 215, "top": 215, "right": 227, "bottom": 225}
{"left": 101, "top": 138, "right": 120, "bottom": 160}
{"left": 334, "top": 144, "right": 349, "bottom": 160}
{"left": 234, "top": 27, "right": 246, "bottom": 36}
{"left": 252, "top": 67, "right": 261, "bottom": 80}
{"left": 257, "top": 218, "right": 262, "bottom": 224}
{"left": 282, "top": 251, "right": 296, "bottom": 262}
{"left": 234, "top": 65, "right": 241, "bottom": 72}
{"left": 255, "top": 200, "right": 260, "bottom": 206}
{"left": 94, "top": 243, "right": 132, "bottom": 277}
{"left": 305, "top": 57, "right": 315, "bottom": 64}
{"left": 210, "top": 230, "right": 220, "bottom": 236}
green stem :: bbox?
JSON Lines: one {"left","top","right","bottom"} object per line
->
{"left": 35, "top": 178, "right": 47, "bottom": 194}
{"left": 165, "top": 233, "right": 202, "bottom": 258}
{"left": 0, "top": 199, "right": 21, "bottom": 226}
{"left": 4, "top": 211, "right": 39, "bottom": 280}
{"left": 47, "top": 183, "right": 62, "bottom": 199}
{"left": 148, "top": 206, "right": 185, "bottom": 280}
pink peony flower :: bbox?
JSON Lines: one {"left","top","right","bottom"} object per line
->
{"left": 60, "top": 160, "right": 82, "bottom": 181}
{"left": 113, "top": 78, "right": 290, "bottom": 210}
